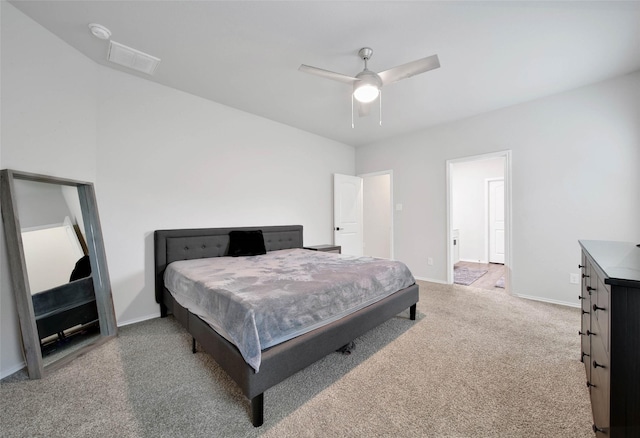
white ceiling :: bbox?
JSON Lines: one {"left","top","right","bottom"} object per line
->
{"left": 10, "top": 1, "right": 640, "bottom": 147}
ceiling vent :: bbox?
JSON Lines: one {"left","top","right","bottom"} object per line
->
{"left": 107, "top": 40, "right": 160, "bottom": 75}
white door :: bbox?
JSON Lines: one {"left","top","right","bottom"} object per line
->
{"left": 334, "top": 174, "right": 363, "bottom": 256}
{"left": 488, "top": 179, "right": 505, "bottom": 264}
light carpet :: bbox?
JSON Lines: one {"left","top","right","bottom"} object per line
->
{"left": 0, "top": 281, "right": 592, "bottom": 437}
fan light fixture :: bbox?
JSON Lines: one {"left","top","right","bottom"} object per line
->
{"left": 353, "top": 84, "right": 379, "bottom": 103}
{"left": 353, "top": 71, "right": 382, "bottom": 103}
{"left": 353, "top": 49, "right": 381, "bottom": 103}
{"left": 298, "top": 46, "right": 441, "bottom": 127}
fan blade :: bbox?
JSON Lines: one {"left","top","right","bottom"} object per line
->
{"left": 358, "top": 101, "right": 372, "bottom": 117}
{"left": 378, "top": 54, "right": 440, "bottom": 86}
{"left": 298, "top": 64, "right": 359, "bottom": 85}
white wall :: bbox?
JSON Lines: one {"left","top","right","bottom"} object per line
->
{"left": 0, "top": 3, "right": 98, "bottom": 378}
{"left": 0, "top": 4, "right": 354, "bottom": 377}
{"left": 96, "top": 66, "right": 354, "bottom": 324}
{"left": 357, "top": 71, "right": 640, "bottom": 306}
{"left": 452, "top": 158, "right": 504, "bottom": 262}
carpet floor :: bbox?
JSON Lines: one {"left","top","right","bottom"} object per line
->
{"left": 0, "top": 281, "right": 593, "bottom": 437}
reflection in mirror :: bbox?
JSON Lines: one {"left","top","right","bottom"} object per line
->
{"left": 1, "top": 170, "right": 117, "bottom": 378}
{"left": 14, "top": 179, "right": 100, "bottom": 364}
{"left": 17, "top": 180, "right": 86, "bottom": 292}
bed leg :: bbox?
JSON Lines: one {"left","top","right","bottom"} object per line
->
{"left": 251, "top": 393, "right": 264, "bottom": 427}
{"left": 410, "top": 304, "right": 417, "bottom": 321}
{"left": 160, "top": 303, "right": 168, "bottom": 318}
{"left": 192, "top": 337, "right": 197, "bottom": 354}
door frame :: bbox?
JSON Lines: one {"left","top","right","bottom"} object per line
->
{"left": 446, "top": 150, "right": 512, "bottom": 291}
{"left": 358, "top": 170, "right": 394, "bottom": 260}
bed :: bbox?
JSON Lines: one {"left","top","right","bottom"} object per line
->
{"left": 32, "top": 276, "right": 98, "bottom": 344}
{"left": 154, "top": 225, "right": 419, "bottom": 426}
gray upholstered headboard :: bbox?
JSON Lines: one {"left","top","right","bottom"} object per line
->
{"left": 154, "top": 225, "right": 303, "bottom": 304}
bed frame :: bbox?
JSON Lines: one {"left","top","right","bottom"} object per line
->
{"left": 154, "top": 225, "right": 419, "bottom": 427}
{"left": 32, "top": 276, "right": 98, "bottom": 343}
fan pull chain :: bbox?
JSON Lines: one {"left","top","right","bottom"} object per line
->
{"left": 379, "top": 90, "right": 382, "bottom": 126}
{"left": 351, "top": 94, "right": 354, "bottom": 129}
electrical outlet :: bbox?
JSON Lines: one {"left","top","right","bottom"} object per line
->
{"left": 427, "top": 257, "right": 434, "bottom": 266}
{"left": 569, "top": 273, "right": 580, "bottom": 284}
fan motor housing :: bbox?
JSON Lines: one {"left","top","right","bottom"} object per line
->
{"left": 355, "top": 70, "right": 382, "bottom": 88}
{"left": 358, "top": 47, "right": 374, "bottom": 61}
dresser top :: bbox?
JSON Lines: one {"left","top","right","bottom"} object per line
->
{"left": 579, "top": 240, "right": 640, "bottom": 285}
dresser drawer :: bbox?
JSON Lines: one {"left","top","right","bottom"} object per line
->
{"left": 581, "top": 312, "right": 591, "bottom": 380}
{"left": 581, "top": 283, "right": 592, "bottom": 314}
{"left": 593, "top": 277, "right": 610, "bottom": 353}
{"left": 590, "top": 336, "right": 610, "bottom": 436}
{"left": 584, "top": 259, "right": 597, "bottom": 308}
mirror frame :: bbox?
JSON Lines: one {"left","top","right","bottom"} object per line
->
{"left": 1, "top": 169, "right": 117, "bottom": 378}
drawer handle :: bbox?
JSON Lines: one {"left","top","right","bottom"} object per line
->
{"left": 586, "top": 381, "right": 596, "bottom": 388}
{"left": 587, "top": 286, "right": 596, "bottom": 294}
{"left": 593, "top": 304, "right": 606, "bottom": 312}
{"left": 582, "top": 273, "right": 590, "bottom": 278}
{"left": 579, "top": 264, "right": 585, "bottom": 269}
{"left": 592, "top": 424, "right": 605, "bottom": 433}
{"left": 581, "top": 352, "right": 590, "bottom": 362}
{"left": 578, "top": 330, "right": 585, "bottom": 336}
{"left": 578, "top": 295, "right": 586, "bottom": 301}
{"left": 587, "top": 330, "right": 596, "bottom": 336}
{"left": 582, "top": 310, "right": 589, "bottom": 315}
{"left": 593, "top": 360, "right": 606, "bottom": 369}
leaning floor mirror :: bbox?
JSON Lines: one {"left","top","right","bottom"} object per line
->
{"left": 1, "top": 169, "right": 117, "bottom": 378}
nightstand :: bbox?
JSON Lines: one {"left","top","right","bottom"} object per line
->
{"left": 303, "top": 244, "right": 341, "bottom": 254}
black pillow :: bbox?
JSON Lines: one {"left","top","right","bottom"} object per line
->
{"left": 69, "top": 255, "right": 92, "bottom": 281}
{"left": 228, "top": 230, "right": 267, "bottom": 257}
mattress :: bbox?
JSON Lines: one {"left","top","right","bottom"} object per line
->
{"left": 163, "top": 248, "right": 415, "bottom": 371}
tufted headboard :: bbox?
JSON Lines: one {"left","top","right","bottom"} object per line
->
{"left": 154, "top": 225, "right": 303, "bottom": 304}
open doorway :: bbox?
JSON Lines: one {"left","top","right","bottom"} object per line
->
{"left": 446, "top": 151, "right": 512, "bottom": 292}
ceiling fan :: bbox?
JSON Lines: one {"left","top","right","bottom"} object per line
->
{"left": 299, "top": 47, "right": 440, "bottom": 120}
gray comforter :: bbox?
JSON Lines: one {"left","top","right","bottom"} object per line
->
{"left": 164, "top": 248, "right": 415, "bottom": 372}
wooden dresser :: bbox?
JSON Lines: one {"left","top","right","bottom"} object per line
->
{"left": 579, "top": 240, "right": 640, "bottom": 437}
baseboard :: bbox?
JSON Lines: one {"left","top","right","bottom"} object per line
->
{"left": 458, "top": 258, "right": 490, "bottom": 264}
{"left": 1, "top": 361, "right": 26, "bottom": 380}
{"left": 117, "top": 312, "right": 160, "bottom": 327}
{"left": 414, "top": 276, "right": 448, "bottom": 285}
{"left": 512, "top": 292, "right": 580, "bottom": 309}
